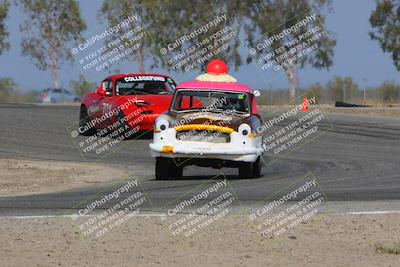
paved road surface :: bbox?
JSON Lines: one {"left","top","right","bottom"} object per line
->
{"left": 0, "top": 104, "right": 399, "bottom": 216}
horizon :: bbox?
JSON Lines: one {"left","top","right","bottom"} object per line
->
{"left": 0, "top": 0, "right": 399, "bottom": 92}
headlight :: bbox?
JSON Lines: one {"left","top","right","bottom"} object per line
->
{"left": 238, "top": 123, "right": 251, "bottom": 136}
{"left": 156, "top": 118, "right": 169, "bottom": 131}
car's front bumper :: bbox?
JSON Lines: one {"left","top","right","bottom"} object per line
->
{"left": 149, "top": 128, "right": 262, "bottom": 162}
{"left": 149, "top": 142, "right": 260, "bottom": 162}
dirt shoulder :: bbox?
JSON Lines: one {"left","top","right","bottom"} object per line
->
{"left": 0, "top": 213, "right": 398, "bottom": 267}
{"left": 0, "top": 158, "right": 126, "bottom": 196}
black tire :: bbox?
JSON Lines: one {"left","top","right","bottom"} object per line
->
{"left": 156, "top": 158, "right": 183, "bottom": 180}
{"left": 114, "top": 109, "right": 128, "bottom": 138}
{"left": 170, "top": 164, "right": 183, "bottom": 178}
{"left": 79, "top": 106, "right": 96, "bottom": 136}
{"left": 156, "top": 157, "right": 171, "bottom": 180}
{"left": 253, "top": 156, "right": 262, "bottom": 178}
{"left": 238, "top": 162, "right": 254, "bottom": 179}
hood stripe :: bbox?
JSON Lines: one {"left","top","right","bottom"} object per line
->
{"left": 175, "top": 124, "right": 234, "bottom": 134}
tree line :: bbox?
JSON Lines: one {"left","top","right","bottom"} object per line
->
{"left": 0, "top": 0, "right": 399, "bottom": 103}
{"left": 258, "top": 77, "right": 400, "bottom": 106}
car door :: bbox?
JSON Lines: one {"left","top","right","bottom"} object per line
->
{"left": 86, "top": 79, "right": 111, "bottom": 129}
{"left": 96, "top": 79, "right": 115, "bottom": 129}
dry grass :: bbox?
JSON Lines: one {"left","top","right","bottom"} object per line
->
{"left": 375, "top": 244, "right": 400, "bottom": 255}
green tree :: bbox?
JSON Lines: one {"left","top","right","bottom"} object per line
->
{"left": 369, "top": 0, "right": 400, "bottom": 70}
{"left": 327, "top": 76, "right": 359, "bottom": 102}
{"left": 0, "top": 77, "right": 16, "bottom": 102}
{"left": 245, "top": 0, "right": 336, "bottom": 100}
{"left": 153, "top": 0, "right": 246, "bottom": 71}
{"left": 378, "top": 80, "right": 400, "bottom": 104}
{"left": 99, "top": 0, "right": 247, "bottom": 73}
{"left": 0, "top": 0, "right": 10, "bottom": 55}
{"left": 306, "top": 82, "right": 324, "bottom": 104}
{"left": 99, "top": 0, "right": 164, "bottom": 73}
{"left": 16, "top": 0, "right": 86, "bottom": 88}
{"left": 70, "top": 74, "right": 96, "bottom": 97}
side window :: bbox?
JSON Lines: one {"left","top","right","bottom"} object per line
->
{"left": 166, "top": 78, "right": 176, "bottom": 93}
{"left": 102, "top": 80, "right": 113, "bottom": 96}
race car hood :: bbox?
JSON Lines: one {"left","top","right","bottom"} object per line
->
{"left": 120, "top": 94, "right": 173, "bottom": 113}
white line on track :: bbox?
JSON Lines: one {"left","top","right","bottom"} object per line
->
{"left": 339, "top": 210, "right": 400, "bottom": 215}
{"left": 0, "top": 214, "right": 163, "bottom": 219}
{"left": 1, "top": 210, "right": 400, "bottom": 219}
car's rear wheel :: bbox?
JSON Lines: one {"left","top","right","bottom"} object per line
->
{"left": 238, "top": 162, "right": 254, "bottom": 179}
{"left": 79, "top": 106, "right": 96, "bottom": 136}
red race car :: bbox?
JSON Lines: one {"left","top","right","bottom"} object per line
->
{"left": 79, "top": 73, "right": 176, "bottom": 136}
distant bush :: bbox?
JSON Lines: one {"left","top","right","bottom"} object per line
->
{"left": 70, "top": 75, "right": 96, "bottom": 98}
{"left": 0, "top": 78, "right": 37, "bottom": 103}
{"left": 0, "top": 78, "right": 16, "bottom": 102}
{"left": 305, "top": 83, "right": 323, "bottom": 104}
{"left": 257, "top": 77, "right": 400, "bottom": 106}
{"left": 378, "top": 81, "right": 400, "bottom": 104}
{"left": 327, "top": 76, "right": 360, "bottom": 102}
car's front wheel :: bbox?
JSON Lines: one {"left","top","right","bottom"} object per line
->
{"left": 79, "top": 106, "right": 96, "bottom": 136}
{"left": 253, "top": 156, "right": 262, "bottom": 178}
{"left": 238, "top": 162, "right": 254, "bottom": 179}
{"left": 155, "top": 158, "right": 183, "bottom": 180}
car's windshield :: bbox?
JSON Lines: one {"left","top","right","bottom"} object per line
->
{"left": 171, "top": 90, "right": 250, "bottom": 113}
{"left": 116, "top": 76, "right": 174, "bottom": 96}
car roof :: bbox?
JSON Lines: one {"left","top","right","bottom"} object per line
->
{"left": 176, "top": 80, "right": 252, "bottom": 93}
{"left": 106, "top": 73, "right": 172, "bottom": 80}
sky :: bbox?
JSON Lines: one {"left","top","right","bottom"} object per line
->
{"left": 0, "top": 0, "right": 399, "bottom": 92}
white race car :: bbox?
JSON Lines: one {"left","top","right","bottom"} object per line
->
{"left": 149, "top": 60, "right": 264, "bottom": 179}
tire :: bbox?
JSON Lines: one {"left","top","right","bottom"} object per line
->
{"left": 156, "top": 157, "right": 171, "bottom": 180}
{"left": 155, "top": 158, "right": 182, "bottom": 180}
{"left": 238, "top": 162, "right": 254, "bottom": 179}
{"left": 253, "top": 156, "right": 262, "bottom": 178}
{"left": 170, "top": 164, "right": 183, "bottom": 178}
{"left": 79, "top": 106, "right": 96, "bottom": 136}
{"left": 114, "top": 110, "right": 128, "bottom": 138}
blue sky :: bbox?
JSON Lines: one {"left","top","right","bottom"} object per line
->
{"left": 1, "top": 0, "right": 399, "bottom": 92}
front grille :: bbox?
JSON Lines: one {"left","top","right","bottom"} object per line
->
{"left": 176, "top": 130, "right": 230, "bottom": 143}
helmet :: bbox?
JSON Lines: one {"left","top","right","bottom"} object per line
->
{"left": 206, "top": 59, "right": 228, "bottom": 75}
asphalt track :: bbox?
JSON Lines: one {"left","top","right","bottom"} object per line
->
{"left": 0, "top": 104, "right": 399, "bottom": 216}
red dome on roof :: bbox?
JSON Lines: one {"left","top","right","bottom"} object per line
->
{"left": 206, "top": 59, "right": 228, "bottom": 75}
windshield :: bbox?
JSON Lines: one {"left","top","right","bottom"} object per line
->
{"left": 171, "top": 90, "right": 250, "bottom": 113}
{"left": 116, "top": 76, "right": 174, "bottom": 96}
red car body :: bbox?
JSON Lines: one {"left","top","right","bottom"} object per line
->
{"left": 79, "top": 73, "right": 176, "bottom": 135}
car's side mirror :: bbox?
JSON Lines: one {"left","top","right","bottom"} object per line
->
{"left": 253, "top": 90, "right": 261, "bottom": 97}
{"left": 97, "top": 87, "right": 107, "bottom": 96}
